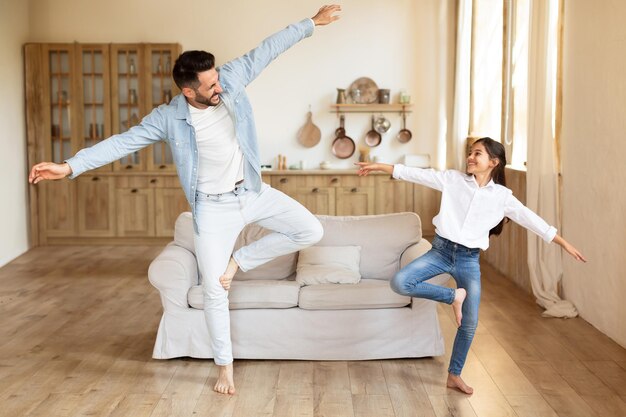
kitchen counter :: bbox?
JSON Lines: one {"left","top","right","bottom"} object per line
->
{"left": 261, "top": 169, "right": 389, "bottom": 175}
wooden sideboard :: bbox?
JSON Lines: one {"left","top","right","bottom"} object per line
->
{"left": 265, "top": 170, "right": 440, "bottom": 237}
{"left": 30, "top": 169, "right": 440, "bottom": 245}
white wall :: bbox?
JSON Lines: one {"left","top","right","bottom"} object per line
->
{"left": 0, "top": 0, "right": 30, "bottom": 267}
{"left": 28, "top": 0, "right": 452, "bottom": 169}
{"left": 561, "top": 0, "right": 626, "bottom": 347}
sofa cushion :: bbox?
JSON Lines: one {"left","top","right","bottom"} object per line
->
{"left": 316, "top": 213, "right": 422, "bottom": 280}
{"left": 188, "top": 279, "right": 300, "bottom": 310}
{"left": 298, "top": 279, "right": 411, "bottom": 310}
{"left": 174, "top": 212, "right": 298, "bottom": 281}
{"left": 296, "top": 245, "right": 361, "bottom": 286}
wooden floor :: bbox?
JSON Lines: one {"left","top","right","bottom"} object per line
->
{"left": 0, "top": 247, "right": 624, "bottom": 417}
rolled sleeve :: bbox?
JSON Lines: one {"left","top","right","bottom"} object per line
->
{"left": 64, "top": 109, "right": 166, "bottom": 178}
{"left": 219, "top": 18, "right": 314, "bottom": 89}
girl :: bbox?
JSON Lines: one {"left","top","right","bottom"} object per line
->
{"left": 356, "top": 137, "right": 585, "bottom": 394}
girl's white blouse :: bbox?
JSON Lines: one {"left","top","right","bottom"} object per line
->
{"left": 393, "top": 164, "right": 557, "bottom": 250}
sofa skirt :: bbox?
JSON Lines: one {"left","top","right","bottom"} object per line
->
{"left": 152, "top": 299, "right": 445, "bottom": 361}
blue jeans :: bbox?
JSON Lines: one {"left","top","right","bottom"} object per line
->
{"left": 390, "top": 234, "right": 481, "bottom": 376}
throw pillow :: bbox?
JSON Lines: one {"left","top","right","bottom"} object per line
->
{"left": 296, "top": 245, "right": 361, "bottom": 286}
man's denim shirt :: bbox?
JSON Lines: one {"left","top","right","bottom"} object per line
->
{"left": 65, "top": 19, "right": 314, "bottom": 231}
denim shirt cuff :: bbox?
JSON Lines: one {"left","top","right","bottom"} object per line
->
{"left": 301, "top": 18, "right": 315, "bottom": 37}
{"left": 64, "top": 157, "right": 82, "bottom": 179}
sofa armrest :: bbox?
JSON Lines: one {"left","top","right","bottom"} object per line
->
{"left": 400, "top": 239, "right": 432, "bottom": 269}
{"left": 148, "top": 243, "right": 198, "bottom": 311}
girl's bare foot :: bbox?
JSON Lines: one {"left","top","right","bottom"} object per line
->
{"left": 219, "top": 257, "right": 239, "bottom": 290}
{"left": 452, "top": 288, "right": 466, "bottom": 327}
{"left": 447, "top": 372, "right": 473, "bottom": 394}
{"left": 214, "top": 363, "right": 236, "bottom": 395}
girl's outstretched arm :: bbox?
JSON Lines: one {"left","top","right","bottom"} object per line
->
{"left": 355, "top": 162, "right": 393, "bottom": 176}
{"left": 552, "top": 235, "right": 587, "bottom": 262}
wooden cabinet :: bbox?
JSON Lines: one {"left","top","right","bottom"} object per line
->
{"left": 336, "top": 186, "right": 375, "bottom": 216}
{"left": 270, "top": 174, "right": 376, "bottom": 216}
{"left": 374, "top": 176, "right": 414, "bottom": 214}
{"left": 116, "top": 187, "right": 155, "bottom": 237}
{"left": 155, "top": 188, "right": 191, "bottom": 237}
{"left": 40, "top": 180, "right": 77, "bottom": 238}
{"left": 267, "top": 171, "right": 439, "bottom": 236}
{"left": 26, "top": 42, "right": 182, "bottom": 245}
{"left": 77, "top": 176, "right": 115, "bottom": 237}
{"left": 115, "top": 176, "right": 189, "bottom": 238}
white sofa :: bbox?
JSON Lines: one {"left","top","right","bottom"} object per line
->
{"left": 148, "top": 212, "right": 449, "bottom": 360}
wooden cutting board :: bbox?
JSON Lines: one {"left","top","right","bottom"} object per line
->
{"left": 297, "top": 111, "right": 321, "bottom": 148}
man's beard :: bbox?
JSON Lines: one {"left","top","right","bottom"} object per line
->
{"left": 195, "top": 91, "right": 220, "bottom": 107}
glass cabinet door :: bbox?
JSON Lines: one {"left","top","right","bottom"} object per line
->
{"left": 146, "top": 44, "right": 181, "bottom": 171}
{"left": 111, "top": 44, "right": 147, "bottom": 171}
{"left": 46, "top": 46, "right": 76, "bottom": 163}
{"left": 40, "top": 44, "right": 78, "bottom": 237}
{"left": 77, "top": 44, "right": 112, "bottom": 171}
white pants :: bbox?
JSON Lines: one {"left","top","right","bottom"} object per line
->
{"left": 193, "top": 183, "right": 323, "bottom": 365}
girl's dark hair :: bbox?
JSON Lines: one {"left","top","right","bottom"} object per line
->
{"left": 471, "top": 137, "right": 508, "bottom": 236}
{"left": 172, "top": 50, "right": 215, "bottom": 90}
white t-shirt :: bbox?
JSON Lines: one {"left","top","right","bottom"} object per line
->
{"left": 189, "top": 102, "right": 244, "bottom": 194}
{"left": 392, "top": 164, "right": 557, "bottom": 250}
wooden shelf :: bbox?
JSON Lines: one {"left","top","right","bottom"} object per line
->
{"left": 330, "top": 103, "right": 412, "bottom": 113}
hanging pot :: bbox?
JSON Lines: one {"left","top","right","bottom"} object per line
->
{"left": 396, "top": 112, "right": 412, "bottom": 143}
{"left": 364, "top": 115, "right": 382, "bottom": 147}
{"left": 374, "top": 115, "right": 391, "bottom": 134}
{"left": 332, "top": 115, "right": 355, "bottom": 159}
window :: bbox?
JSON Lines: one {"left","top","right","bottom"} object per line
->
{"left": 466, "top": 0, "right": 561, "bottom": 169}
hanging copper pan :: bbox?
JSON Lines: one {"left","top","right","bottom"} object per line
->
{"left": 332, "top": 115, "right": 355, "bottom": 159}
{"left": 364, "top": 115, "right": 382, "bottom": 147}
{"left": 396, "top": 112, "right": 412, "bottom": 143}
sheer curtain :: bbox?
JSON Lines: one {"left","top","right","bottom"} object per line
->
{"left": 526, "top": 0, "right": 576, "bottom": 317}
{"left": 448, "top": 0, "right": 472, "bottom": 170}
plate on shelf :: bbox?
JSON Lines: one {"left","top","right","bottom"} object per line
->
{"left": 348, "top": 77, "right": 378, "bottom": 104}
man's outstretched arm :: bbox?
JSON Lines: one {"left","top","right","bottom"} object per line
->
{"left": 220, "top": 4, "right": 341, "bottom": 88}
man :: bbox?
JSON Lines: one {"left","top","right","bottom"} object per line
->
{"left": 29, "top": 5, "right": 341, "bottom": 395}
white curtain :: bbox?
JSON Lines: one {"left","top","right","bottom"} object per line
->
{"left": 448, "top": 0, "right": 472, "bottom": 170}
{"left": 526, "top": 0, "right": 577, "bottom": 318}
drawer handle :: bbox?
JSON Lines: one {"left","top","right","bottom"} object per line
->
{"left": 280, "top": 178, "right": 288, "bottom": 184}
{"left": 159, "top": 164, "right": 167, "bottom": 169}
{"left": 150, "top": 179, "right": 157, "bottom": 184}
{"left": 91, "top": 177, "right": 100, "bottom": 181}
{"left": 312, "top": 187, "right": 319, "bottom": 193}
{"left": 351, "top": 187, "right": 357, "bottom": 193}
{"left": 331, "top": 177, "right": 339, "bottom": 183}
{"left": 131, "top": 188, "right": 138, "bottom": 193}
{"left": 125, "top": 165, "right": 133, "bottom": 170}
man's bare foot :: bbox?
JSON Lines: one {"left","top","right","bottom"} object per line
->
{"left": 214, "top": 363, "right": 236, "bottom": 395}
{"left": 452, "top": 288, "right": 466, "bottom": 327}
{"left": 447, "top": 373, "right": 473, "bottom": 395}
{"left": 219, "top": 257, "right": 239, "bottom": 290}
